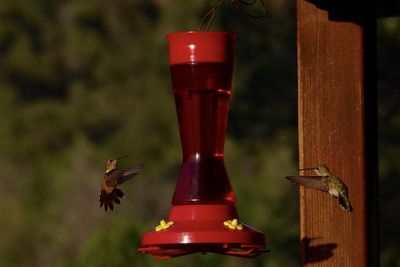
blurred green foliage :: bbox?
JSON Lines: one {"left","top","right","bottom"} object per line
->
{"left": 0, "top": 0, "right": 398, "bottom": 266}
{"left": 378, "top": 16, "right": 400, "bottom": 267}
{"left": 0, "top": 1, "right": 298, "bottom": 266}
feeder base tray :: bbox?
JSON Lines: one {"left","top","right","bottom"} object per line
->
{"left": 138, "top": 204, "right": 267, "bottom": 259}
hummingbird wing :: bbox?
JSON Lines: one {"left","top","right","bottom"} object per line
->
{"left": 118, "top": 164, "right": 144, "bottom": 185}
{"left": 285, "top": 176, "right": 329, "bottom": 192}
{"left": 105, "top": 168, "right": 127, "bottom": 187}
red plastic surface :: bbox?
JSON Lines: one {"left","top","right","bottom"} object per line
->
{"left": 138, "top": 205, "right": 266, "bottom": 259}
{"left": 170, "top": 62, "right": 235, "bottom": 205}
{"left": 169, "top": 32, "right": 236, "bottom": 205}
{"left": 138, "top": 32, "right": 266, "bottom": 259}
{"left": 167, "top": 31, "right": 236, "bottom": 65}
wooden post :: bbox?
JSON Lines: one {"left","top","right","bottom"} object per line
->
{"left": 297, "top": 0, "right": 378, "bottom": 266}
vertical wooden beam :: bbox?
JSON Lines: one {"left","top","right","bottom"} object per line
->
{"left": 297, "top": 1, "right": 378, "bottom": 266}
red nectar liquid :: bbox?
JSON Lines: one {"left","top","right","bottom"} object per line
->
{"left": 170, "top": 62, "right": 236, "bottom": 205}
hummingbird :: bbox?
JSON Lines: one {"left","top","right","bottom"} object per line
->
{"left": 99, "top": 156, "right": 144, "bottom": 211}
{"left": 286, "top": 164, "right": 352, "bottom": 212}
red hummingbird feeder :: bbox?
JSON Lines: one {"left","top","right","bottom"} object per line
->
{"left": 138, "top": 31, "right": 266, "bottom": 259}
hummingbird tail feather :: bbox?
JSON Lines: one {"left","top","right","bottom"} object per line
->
{"left": 115, "top": 188, "right": 124, "bottom": 198}
{"left": 99, "top": 188, "right": 124, "bottom": 212}
{"left": 338, "top": 195, "right": 353, "bottom": 212}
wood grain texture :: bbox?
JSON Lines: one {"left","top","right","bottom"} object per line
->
{"left": 297, "top": 0, "right": 378, "bottom": 266}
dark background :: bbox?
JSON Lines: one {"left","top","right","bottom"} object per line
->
{"left": 0, "top": 1, "right": 397, "bottom": 266}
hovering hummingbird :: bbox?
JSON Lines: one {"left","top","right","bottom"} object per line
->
{"left": 286, "top": 164, "right": 352, "bottom": 212}
{"left": 99, "top": 156, "right": 144, "bottom": 211}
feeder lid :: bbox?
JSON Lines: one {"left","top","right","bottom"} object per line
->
{"left": 167, "top": 31, "right": 236, "bottom": 65}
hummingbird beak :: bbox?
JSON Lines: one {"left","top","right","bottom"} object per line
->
{"left": 117, "top": 155, "right": 128, "bottom": 161}
{"left": 298, "top": 167, "right": 317, "bottom": 171}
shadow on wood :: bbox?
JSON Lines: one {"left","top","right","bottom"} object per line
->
{"left": 301, "top": 237, "right": 337, "bottom": 264}
{"left": 304, "top": 0, "right": 377, "bottom": 23}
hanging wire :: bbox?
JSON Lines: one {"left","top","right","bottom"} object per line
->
{"left": 199, "top": 0, "right": 225, "bottom": 31}
{"left": 199, "top": 0, "right": 270, "bottom": 31}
